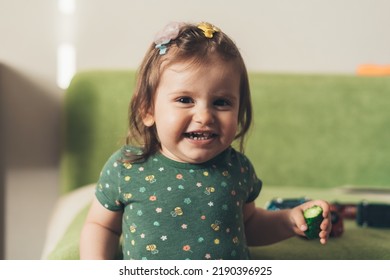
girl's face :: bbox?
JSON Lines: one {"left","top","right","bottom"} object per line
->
{"left": 145, "top": 57, "right": 240, "bottom": 164}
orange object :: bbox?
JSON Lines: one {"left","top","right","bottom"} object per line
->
{"left": 357, "top": 64, "right": 390, "bottom": 76}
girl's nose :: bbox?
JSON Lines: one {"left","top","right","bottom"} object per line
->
{"left": 193, "top": 107, "right": 215, "bottom": 125}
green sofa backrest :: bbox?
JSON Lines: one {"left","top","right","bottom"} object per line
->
{"left": 247, "top": 74, "right": 390, "bottom": 189}
{"left": 60, "top": 70, "right": 135, "bottom": 193}
{"left": 61, "top": 71, "right": 390, "bottom": 193}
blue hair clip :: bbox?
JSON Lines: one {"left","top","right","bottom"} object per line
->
{"left": 155, "top": 39, "right": 170, "bottom": 55}
{"left": 154, "top": 22, "right": 184, "bottom": 55}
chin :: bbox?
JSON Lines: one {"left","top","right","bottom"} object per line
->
{"left": 186, "top": 151, "right": 222, "bottom": 164}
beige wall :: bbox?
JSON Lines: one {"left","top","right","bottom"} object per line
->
{"left": 74, "top": 0, "right": 390, "bottom": 73}
{"left": 1, "top": 0, "right": 390, "bottom": 259}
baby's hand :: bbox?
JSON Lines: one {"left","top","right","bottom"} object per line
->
{"left": 289, "top": 200, "right": 332, "bottom": 244}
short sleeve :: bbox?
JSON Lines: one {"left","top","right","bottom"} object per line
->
{"left": 236, "top": 152, "right": 262, "bottom": 203}
{"left": 246, "top": 161, "right": 262, "bottom": 203}
{"left": 95, "top": 149, "right": 124, "bottom": 211}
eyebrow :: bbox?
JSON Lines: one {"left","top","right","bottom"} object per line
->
{"left": 168, "top": 90, "right": 238, "bottom": 99}
{"left": 213, "top": 91, "right": 239, "bottom": 100}
{"left": 167, "top": 90, "right": 194, "bottom": 97}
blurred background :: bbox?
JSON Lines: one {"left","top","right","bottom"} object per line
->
{"left": 0, "top": 0, "right": 389, "bottom": 259}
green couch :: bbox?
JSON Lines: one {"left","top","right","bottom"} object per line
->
{"left": 42, "top": 70, "right": 390, "bottom": 260}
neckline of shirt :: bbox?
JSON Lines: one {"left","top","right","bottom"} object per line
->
{"left": 153, "top": 148, "right": 232, "bottom": 170}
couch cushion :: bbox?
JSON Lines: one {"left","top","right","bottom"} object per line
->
{"left": 246, "top": 73, "right": 390, "bottom": 188}
{"left": 41, "top": 184, "right": 95, "bottom": 259}
{"left": 60, "top": 71, "right": 136, "bottom": 193}
{"left": 45, "top": 203, "right": 90, "bottom": 260}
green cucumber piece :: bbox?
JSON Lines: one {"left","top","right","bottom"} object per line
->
{"left": 303, "top": 205, "right": 323, "bottom": 239}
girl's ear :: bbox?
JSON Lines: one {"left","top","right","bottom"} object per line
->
{"left": 142, "top": 113, "right": 155, "bottom": 127}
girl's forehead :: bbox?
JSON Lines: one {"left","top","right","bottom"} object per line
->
{"left": 160, "top": 60, "right": 240, "bottom": 84}
{"left": 156, "top": 58, "right": 241, "bottom": 97}
{"left": 162, "top": 55, "right": 238, "bottom": 74}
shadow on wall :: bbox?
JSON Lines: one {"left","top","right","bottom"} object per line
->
{"left": 1, "top": 64, "right": 63, "bottom": 168}
{"left": 0, "top": 64, "right": 5, "bottom": 258}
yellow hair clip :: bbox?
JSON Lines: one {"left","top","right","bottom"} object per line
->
{"left": 197, "top": 22, "right": 220, "bottom": 38}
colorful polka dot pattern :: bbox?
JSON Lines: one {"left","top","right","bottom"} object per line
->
{"left": 96, "top": 146, "right": 262, "bottom": 260}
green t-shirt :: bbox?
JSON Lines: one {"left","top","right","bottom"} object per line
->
{"left": 96, "top": 146, "right": 262, "bottom": 260}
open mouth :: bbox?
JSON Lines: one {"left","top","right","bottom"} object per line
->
{"left": 184, "top": 131, "right": 217, "bottom": 140}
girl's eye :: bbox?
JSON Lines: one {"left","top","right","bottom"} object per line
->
{"left": 176, "top": 97, "right": 194, "bottom": 104}
{"left": 214, "top": 99, "right": 231, "bottom": 107}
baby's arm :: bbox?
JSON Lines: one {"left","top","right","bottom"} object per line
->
{"left": 243, "top": 200, "right": 331, "bottom": 246}
{"left": 80, "top": 197, "right": 122, "bottom": 259}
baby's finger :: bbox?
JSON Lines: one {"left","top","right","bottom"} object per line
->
{"left": 306, "top": 200, "right": 330, "bottom": 218}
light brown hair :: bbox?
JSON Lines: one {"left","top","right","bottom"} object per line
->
{"left": 126, "top": 22, "right": 252, "bottom": 161}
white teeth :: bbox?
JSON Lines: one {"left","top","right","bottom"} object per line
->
{"left": 186, "top": 132, "right": 215, "bottom": 140}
